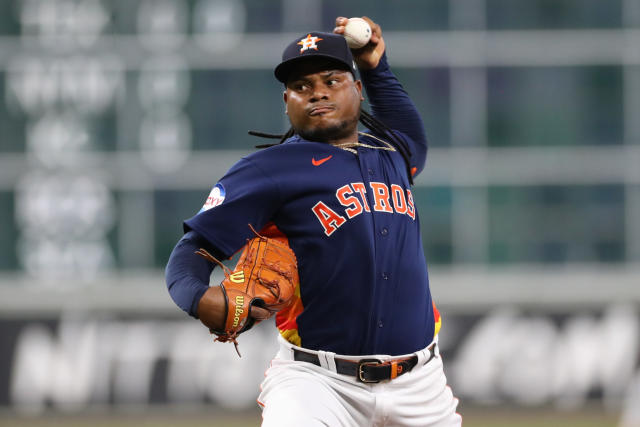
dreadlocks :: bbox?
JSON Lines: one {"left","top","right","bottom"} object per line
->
{"left": 248, "top": 109, "right": 414, "bottom": 184}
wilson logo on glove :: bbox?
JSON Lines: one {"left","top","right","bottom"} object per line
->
{"left": 232, "top": 296, "right": 245, "bottom": 328}
{"left": 230, "top": 271, "right": 245, "bottom": 283}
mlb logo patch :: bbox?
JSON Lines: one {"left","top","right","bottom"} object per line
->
{"left": 202, "top": 183, "right": 225, "bottom": 211}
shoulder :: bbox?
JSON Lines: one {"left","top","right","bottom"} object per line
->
{"left": 224, "top": 136, "right": 320, "bottom": 182}
{"left": 241, "top": 136, "right": 325, "bottom": 164}
{"left": 359, "top": 129, "right": 418, "bottom": 177}
{"left": 359, "top": 129, "right": 412, "bottom": 151}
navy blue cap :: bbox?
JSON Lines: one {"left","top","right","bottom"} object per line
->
{"left": 274, "top": 32, "right": 357, "bottom": 83}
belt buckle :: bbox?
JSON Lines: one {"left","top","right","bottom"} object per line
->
{"left": 357, "top": 358, "right": 382, "bottom": 383}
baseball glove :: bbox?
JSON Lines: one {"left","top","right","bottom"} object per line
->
{"left": 195, "top": 224, "right": 299, "bottom": 356}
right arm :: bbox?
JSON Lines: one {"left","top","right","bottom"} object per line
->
{"left": 335, "top": 16, "right": 428, "bottom": 176}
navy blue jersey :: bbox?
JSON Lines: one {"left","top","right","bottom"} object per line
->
{"left": 183, "top": 55, "right": 440, "bottom": 356}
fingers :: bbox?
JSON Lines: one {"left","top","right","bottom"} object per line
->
{"left": 335, "top": 16, "right": 348, "bottom": 27}
{"left": 360, "top": 16, "right": 382, "bottom": 44}
{"left": 333, "top": 16, "right": 347, "bottom": 35}
{"left": 333, "top": 16, "right": 382, "bottom": 44}
{"left": 250, "top": 305, "right": 272, "bottom": 321}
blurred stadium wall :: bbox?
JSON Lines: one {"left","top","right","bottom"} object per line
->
{"left": 0, "top": 0, "right": 639, "bottom": 424}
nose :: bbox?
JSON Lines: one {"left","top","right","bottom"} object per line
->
{"left": 309, "top": 84, "right": 329, "bottom": 102}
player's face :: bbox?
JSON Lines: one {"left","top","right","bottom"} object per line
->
{"left": 283, "top": 60, "right": 363, "bottom": 144}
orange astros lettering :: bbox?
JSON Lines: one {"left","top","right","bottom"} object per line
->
{"left": 370, "top": 182, "right": 394, "bottom": 213}
{"left": 311, "top": 201, "right": 347, "bottom": 236}
{"left": 391, "top": 184, "right": 408, "bottom": 214}
{"left": 406, "top": 189, "right": 416, "bottom": 220}
{"left": 311, "top": 181, "right": 416, "bottom": 236}
{"left": 336, "top": 184, "right": 364, "bottom": 219}
{"left": 351, "top": 183, "right": 370, "bottom": 212}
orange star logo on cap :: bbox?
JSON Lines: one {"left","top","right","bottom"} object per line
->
{"left": 297, "top": 34, "right": 323, "bottom": 53}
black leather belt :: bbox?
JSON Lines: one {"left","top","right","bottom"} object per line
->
{"left": 293, "top": 344, "right": 436, "bottom": 383}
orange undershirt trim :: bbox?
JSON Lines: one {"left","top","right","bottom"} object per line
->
{"left": 259, "top": 222, "right": 305, "bottom": 347}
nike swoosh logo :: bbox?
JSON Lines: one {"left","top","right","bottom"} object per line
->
{"left": 312, "top": 155, "right": 332, "bottom": 166}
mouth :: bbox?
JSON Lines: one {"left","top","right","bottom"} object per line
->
{"left": 308, "top": 105, "right": 336, "bottom": 116}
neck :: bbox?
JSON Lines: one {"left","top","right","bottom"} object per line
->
{"left": 326, "top": 129, "right": 359, "bottom": 146}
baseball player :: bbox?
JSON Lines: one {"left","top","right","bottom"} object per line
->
{"left": 165, "top": 16, "right": 462, "bottom": 426}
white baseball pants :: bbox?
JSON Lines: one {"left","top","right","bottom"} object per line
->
{"left": 258, "top": 335, "right": 462, "bottom": 427}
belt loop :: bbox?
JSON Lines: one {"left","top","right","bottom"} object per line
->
{"left": 318, "top": 350, "right": 337, "bottom": 372}
{"left": 279, "top": 335, "right": 296, "bottom": 360}
{"left": 416, "top": 342, "right": 437, "bottom": 366}
{"left": 416, "top": 348, "right": 429, "bottom": 366}
{"left": 390, "top": 361, "right": 399, "bottom": 379}
{"left": 317, "top": 351, "right": 328, "bottom": 369}
{"left": 325, "top": 351, "right": 337, "bottom": 372}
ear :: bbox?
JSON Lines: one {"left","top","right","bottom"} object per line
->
{"left": 355, "top": 80, "right": 364, "bottom": 101}
{"left": 283, "top": 91, "right": 288, "bottom": 114}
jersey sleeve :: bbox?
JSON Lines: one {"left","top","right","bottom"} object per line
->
{"left": 183, "top": 157, "right": 282, "bottom": 257}
{"left": 359, "top": 52, "right": 428, "bottom": 177}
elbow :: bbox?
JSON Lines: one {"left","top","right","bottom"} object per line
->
{"left": 165, "top": 254, "right": 189, "bottom": 314}
{"left": 165, "top": 271, "right": 208, "bottom": 319}
{"left": 164, "top": 237, "right": 204, "bottom": 318}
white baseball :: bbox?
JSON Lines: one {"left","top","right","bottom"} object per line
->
{"left": 343, "top": 17, "right": 372, "bottom": 49}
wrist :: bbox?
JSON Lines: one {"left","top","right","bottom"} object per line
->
{"left": 359, "top": 51, "right": 389, "bottom": 75}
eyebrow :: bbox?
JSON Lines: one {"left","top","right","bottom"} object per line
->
{"left": 287, "top": 69, "right": 350, "bottom": 87}
{"left": 293, "top": 70, "right": 343, "bottom": 81}
{"left": 321, "top": 70, "right": 351, "bottom": 78}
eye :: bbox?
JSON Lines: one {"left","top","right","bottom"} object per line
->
{"left": 327, "top": 78, "right": 339, "bottom": 86}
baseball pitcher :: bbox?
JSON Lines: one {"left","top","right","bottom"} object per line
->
{"left": 165, "top": 16, "right": 462, "bottom": 426}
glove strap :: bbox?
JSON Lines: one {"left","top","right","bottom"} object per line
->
{"left": 195, "top": 248, "right": 233, "bottom": 276}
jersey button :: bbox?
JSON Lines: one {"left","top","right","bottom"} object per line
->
{"left": 368, "top": 168, "right": 375, "bottom": 176}
{"left": 382, "top": 272, "right": 389, "bottom": 280}
{"left": 378, "top": 321, "right": 384, "bottom": 328}
{"left": 381, "top": 227, "right": 388, "bottom": 236}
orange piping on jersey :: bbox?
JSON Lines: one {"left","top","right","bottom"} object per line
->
{"left": 228, "top": 221, "right": 286, "bottom": 259}
{"left": 276, "top": 284, "right": 303, "bottom": 346}
{"left": 433, "top": 300, "right": 442, "bottom": 338}
{"left": 258, "top": 222, "right": 291, "bottom": 245}
{"left": 257, "top": 222, "right": 305, "bottom": 347}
